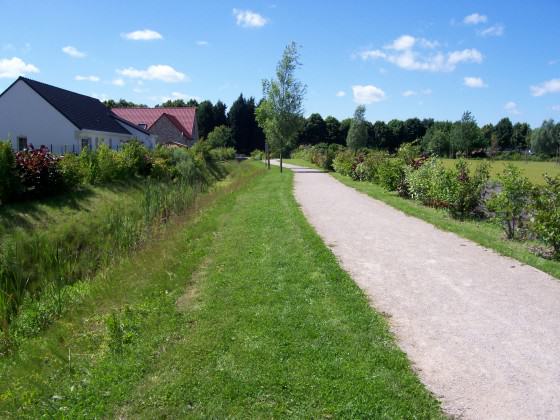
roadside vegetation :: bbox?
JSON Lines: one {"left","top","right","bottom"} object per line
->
{"left": 0, "top": 163, "right": 443, "bottom": 418}
{"left": 0, "top": 140, "right": 232, "bottom": 351}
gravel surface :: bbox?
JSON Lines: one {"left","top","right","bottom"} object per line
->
{"left": 273, "top": 161, "right": 560, "bottom": 419}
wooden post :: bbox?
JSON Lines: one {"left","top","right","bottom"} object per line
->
{"left": 280, "top": 149, "right": 283, "bottom": 173}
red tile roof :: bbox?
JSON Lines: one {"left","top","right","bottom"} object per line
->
{"left": 111, "top": 107, "right": 196, "bottom": 139}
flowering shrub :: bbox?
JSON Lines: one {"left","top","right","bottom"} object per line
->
{"left": 15, "top": 145, "right": 64, "bottom": 198}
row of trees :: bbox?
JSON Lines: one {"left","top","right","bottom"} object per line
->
{"left": 104, "top": 96, "right": 266, "bottom": 154}
{"left": 299, "top": 110, "right": 560, "bottom": 158}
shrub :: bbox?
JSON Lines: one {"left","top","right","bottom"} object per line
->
{"left": 15, "top": 145, "right": 64, "bottom": 198}
{"left": 96, "top": 144, "right": 120, "bottom": 183}
{"left": 207, "top": 125, "right": 234, "bottom": 149}
{"left": 209, "top": 147, "right": 236, "bottom": 161}
{"left": 119, "top": 140, "right": 152, "bottom": 176}
{"left": 377, "top": 158, "right": 406, "bottom": 192}
{"left": 446, "top": 160, "right": 490, "bottom": 219}
{"left": 532, "top": 175, "right": 560, "bottom": 258}
{"left": 405, "top": 158, "right": 451, "bottom": 207}
{"left": 353, "top": 151, "right": 387, "bottom": 182}
{"left": 0, "top": 141, "right": 19, "bottom": 204}
{"left": 58, "top": 154, "right": 86, "bottom": 188}
{"left": 332, "top": 149, "right": 356, "bottom": 177}
{"left": 250, "top": 150, "right": 265, "bottom": 160}
{"left": 396, "top": 142, "right": 421, "bottom": 166}
{"left": 487, "top": 165, "right": 533, "bottom": 239}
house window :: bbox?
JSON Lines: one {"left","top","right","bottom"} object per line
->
{"left": 138, "top": 123, "right": 148, "bottom": 129}
{"left": 81, "top": 137, "right": 91, "bottom": 151}
{"left": 17, "top": 136, "right": 27, "bottom": 151}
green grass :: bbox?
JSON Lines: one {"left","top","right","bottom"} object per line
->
{"left": 0, "top": 161, "right": 443, "bottom": 418}
{"left": 330, "top": 172, "right": 560, "bottom": 280}
{"left": 441, "top": 158, "right": 560, "bottom": 185}
{"left": 285, "top": 158, "right": 323, "bottom": 170}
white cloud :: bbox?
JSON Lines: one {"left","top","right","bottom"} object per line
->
{"left": 233, "top": 9, "right": 268, "bottom": 28}
{"left": 478, "top": 24, "right": 504, "bottom": 37}
{"left": 359, "top": 35, "right": 482, "bottom": 72}
{"left": 402, "top": 88, "right": 432, "bottom": 97}
{"left": 531, "top": 79, "right": 560, "bottom": 96}
{"left": 161, "top": 91, "right": 200, "bottom": 103}
{"left": 117, "top": 64, "right": 188, "bottom": 83}
{"left": 464, "top": 13, "right": 487, "bottom": 25}
{"left": 75, "top": 75, "right": 100, "bottom": 82}
{"left": 0, "top": 57, "right": 39, "bottom": 78}
{"left": 196, "top": 40, "right": 209, "bottom": 46}
{"left": 352, "top": 85, "right": 386, "bottom": 104}
{"left": 335, "top": 90, "right": 346, "bottom": 97}
{"left": 112, "top": 78, "right": 125, "bottom": 86}
{"left": 62, "top": 46, "right": 86, "bottom": 58}
{"left": 386, "top": 35, "right": 416, "bottom": 50}
{"left": 464, "top": 76, "right": 487, "bottom": 88}
{"left": 91, "top": 92, "right": 109, "bottom": 101}
{"left": 122, "top": 29, "right": 163, "bottom": 41}
{"left": 504, "top": 101, "right": 520, "bottom": 115}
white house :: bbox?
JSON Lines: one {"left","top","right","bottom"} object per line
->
{"left": 0, "top": 77, "right": 156, "bottom": 153}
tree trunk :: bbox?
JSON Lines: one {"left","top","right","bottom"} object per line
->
{"left": 280, "top": 149, "right": 283, "bottom": 173}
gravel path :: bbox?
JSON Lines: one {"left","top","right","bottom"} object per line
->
{"left": 273, "top": 161, "right": 560, "bottom": 419}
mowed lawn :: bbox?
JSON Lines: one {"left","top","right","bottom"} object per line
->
{"left": 1, "top": 162, "right": 442, "bottom": 418}
{"left": 441, "top": 158, "right": 560, "bottom": 184}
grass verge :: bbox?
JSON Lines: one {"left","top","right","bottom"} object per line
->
{"left": 1, "top": 162, "right": 442, "bottom": 418}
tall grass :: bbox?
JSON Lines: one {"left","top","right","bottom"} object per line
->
{"left": 0, "top": 149, "right": 226, "bottom": 349}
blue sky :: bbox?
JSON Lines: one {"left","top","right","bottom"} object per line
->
{"left": 0, "top": 0, "right": 559, "bottom": 126}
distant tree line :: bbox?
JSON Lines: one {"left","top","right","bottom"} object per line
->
{"left": 103, "top": 95, "right": 560, "bottom": 157}
{"left": 295, "top": 110, "right": 560, "bottom": 158}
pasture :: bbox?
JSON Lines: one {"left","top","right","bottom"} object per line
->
{"left": 441, "top": 159, "right": 560, "bottom": 185}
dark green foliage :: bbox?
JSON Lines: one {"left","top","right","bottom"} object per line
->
{"left": 300, "top": 113, "right": 328, "bottom": 145}
{"left": 512, "top": 122, "right": 531, "bottom": 150}
{"left": 494, "top": 117, "right": 513, "bottom": 150}
{"left": 0, "top": 142, "right": 19, "bottom": 204}
{"left": 103, "top": 99, "right": 147, "bottom": 108}
{"left": 450, "top": 111, "right": 483, "bottom": 156}
{"left": 291, "top": 143, "right": 343, "bottom": 170}
{"left": 532, "top": 175, "right": 560, "bottom": 258}
{"left": 197, "top": 100, "right": 216, "bottom": 139}
{"left": 213, "top": 100, "right": 228, "bottom": 127}
{"left": 324, "top": 116, "right": 344, "bottom": 144}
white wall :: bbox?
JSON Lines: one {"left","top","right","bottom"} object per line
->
{"left": 0, "top": 80, "right": 79, "bottom": 151}
{"left": 115, "top": 120, "right": 156, "bottom": 149}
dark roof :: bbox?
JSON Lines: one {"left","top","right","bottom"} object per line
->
{"left": 13, "top": 77, "right": 130, "bottom": 135}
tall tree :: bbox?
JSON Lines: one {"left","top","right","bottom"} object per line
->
{"left": 387, "top": 119, "right": 405, "bottom": 152}
{"left": 531, "top": 119, "right": 560, "bottom": 156}
{"left": 247, "top": 97, "right": 265, "bottom": 152}
{"left": 373, "top": 121, "right": 390, "bottom": 150}
{"left": 301, "top": 113, "right": 327, "bottom": 145}
{"left": 229, "top": 94, "right": 250, "bottom": 153}
{"left": 450, "top": 111, "right": 482, "bottom": 156}
{"left": 324, "top": 116, "right": 343, "bottom": 145}
{"left": 197, "top": 100, "right": 216, "bottom": 139}
{"left": 494, "top": 117, "right": 514, "bottom": 150}
{"left": 256, "top": 42, "right": 306, "bottom": 172}
{"left": 346, "top": 105, "right": 368, "bottom": 150}
{"left": 213, "top": 100, "right": 228, "bottom": 127}
{"left": 512, "top": 122, "right": 531, "bottom": 150}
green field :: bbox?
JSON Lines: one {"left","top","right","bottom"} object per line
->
{"left": 0, "top": 162, "right": 442, "bottom": 418}
{"left": 441, "top": 159, "right": 560, "bottom": 185}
